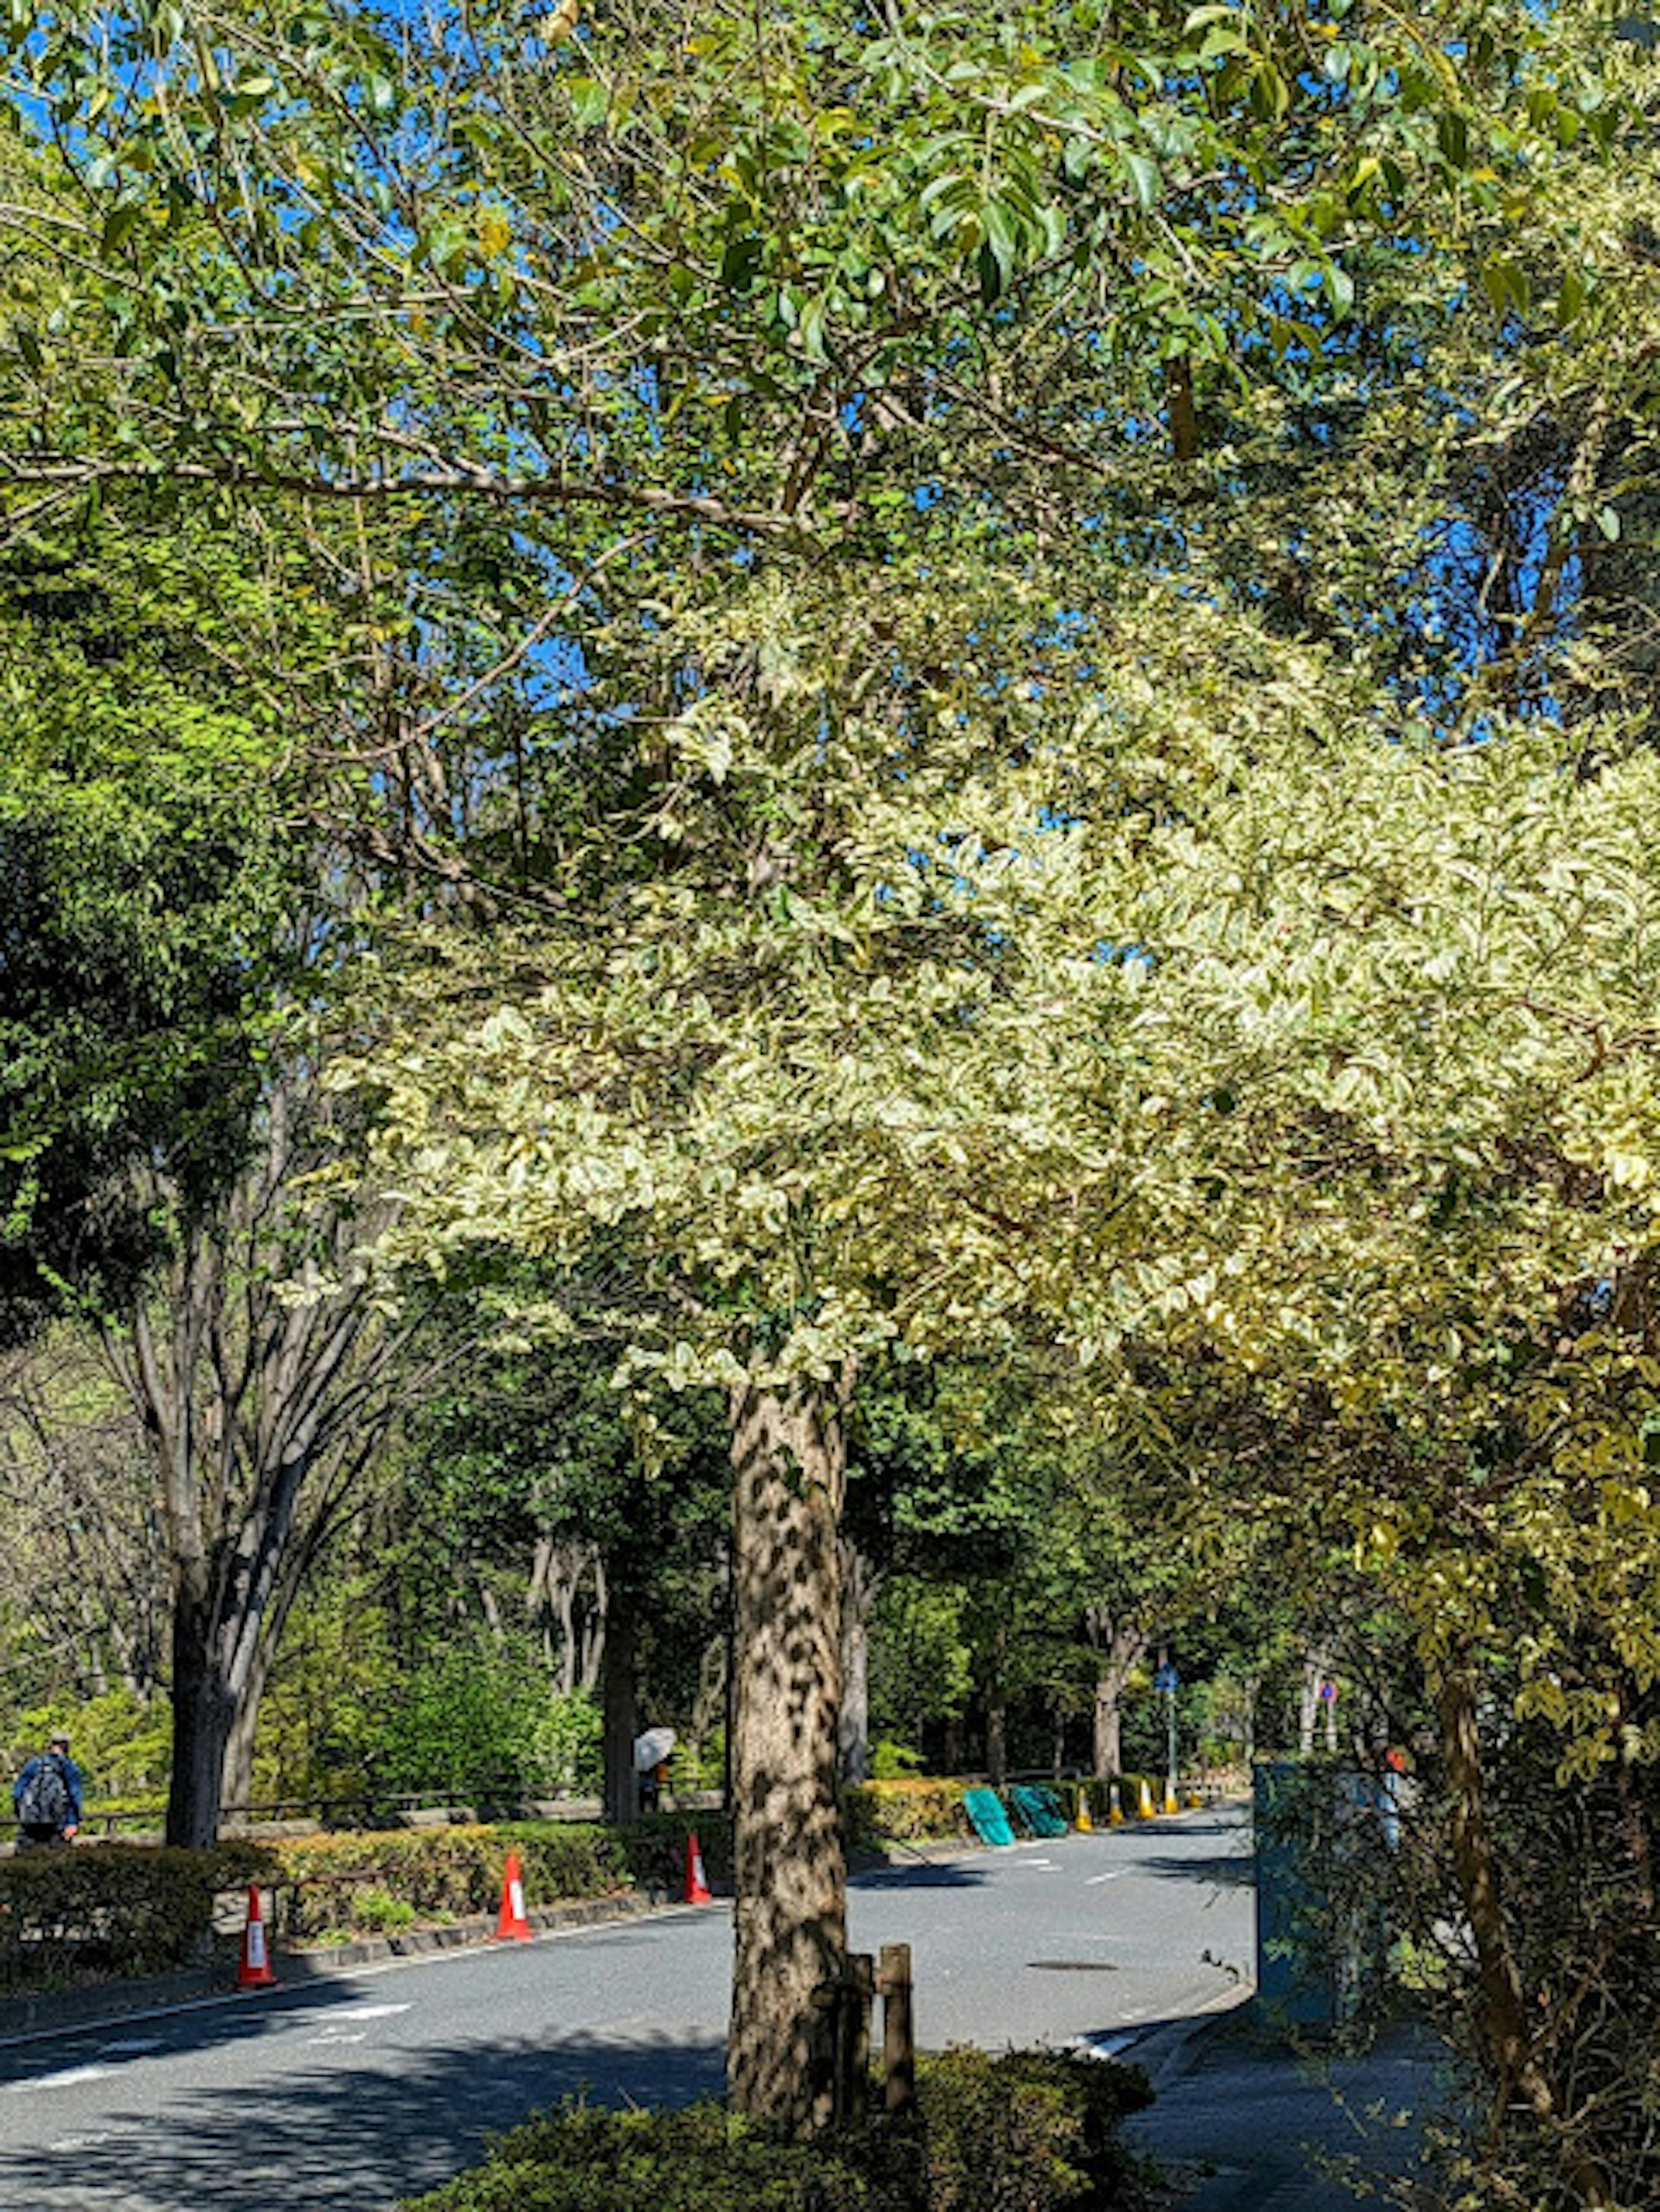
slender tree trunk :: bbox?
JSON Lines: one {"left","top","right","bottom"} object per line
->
{"left": 1436, "top": 1665, "right": 1609, "bottom": 2209}
{"left": 220, "top": 1642, "right": 273, "bottom": 1818}
{"left": 578, "top": 1562, "right": 606, "bottom": 1695}
{"left": 986, "top": 1692, "right": 1008, "bottom": 1787}
{"left": 601, "top": 1585, "right": 639, "bottom": 1823}
{"left": 838, "top": 1541, "right": 879, "bottom": 1787}
{"left": 944, "top": 1715, "right": 965, "bottom": 1775}
{"left": 727, "top": 1378, "right": 849, "bottom": 2132}
{"left": 1299, "top": 1641, "right": 1331, "bottom": 1756}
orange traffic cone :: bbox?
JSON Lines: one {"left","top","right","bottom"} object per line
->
{"left": 494, "top": 1849, "right": 533, "bottom": 1941}
{"left": 683, "top": 1831, "right": 713, "bottom": 1906}
{"left": 236, "top": 1886, "right": 277, "bottom": 1991}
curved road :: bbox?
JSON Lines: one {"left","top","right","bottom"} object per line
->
{"left": 0, "top": 1808, "right": 1251, "bottom": 2212}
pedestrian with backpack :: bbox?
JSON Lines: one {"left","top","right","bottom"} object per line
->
{"left": 13, "top": 1734, "right": 83, "bottom": 1848}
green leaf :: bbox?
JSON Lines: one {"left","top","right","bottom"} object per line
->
{"left": 1121, "top": 150, "right": 1162, "bottom": 211}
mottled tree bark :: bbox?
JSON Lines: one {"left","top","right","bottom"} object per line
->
{"left": 727, "top": 1378, "right": 849, "bottom": 2131}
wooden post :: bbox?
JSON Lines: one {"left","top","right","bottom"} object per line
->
{"left": 841, "top": 1951, "right": 875, "bottom": 2123}
{"left": 878, "top": 1942, "right": 915, "bottom": 2113}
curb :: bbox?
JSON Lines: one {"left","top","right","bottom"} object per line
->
{"left": 0, "top": 1885, "right": 696, "bottom": 2045}
{"left": 1123, "top": 1987, "right": 1258, "bottom": 2092}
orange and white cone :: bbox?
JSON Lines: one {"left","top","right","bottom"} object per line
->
{"left": 494, "top": 1849, "right": 533, "bottom": 1941}
{"left": 1076, "top": 1793, "right": 1093, "bottom": 1834}
{"left": 1108, "top": 1783, "right": 1125, "bottom": 1826}
{"left": 1137, "top": 1777, "right": 1156, "bottom": 1819}
{"left": 683, "top": 1831, "right": 713, "bottom": 1906}
{"left": 236, "top": 1886, "right": 277, "bottom": 1991}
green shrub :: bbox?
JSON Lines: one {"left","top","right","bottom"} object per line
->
{"left": 913, "top": 2046, "right": 1154, "bottom": 2211}
{"left": 401, "top": 2050, "right": 1156, "bottom": 2212}
{"left": 267, "top": 1820, "right": 632, "bottom": 1940}
{"left": 845, "top": 1780, "right": 973, "bottom": 1851}
{"left": 10, "top": 1689, "right": 173, "bottom": 1805}
{"left": 0, "top": 1840, "right": 273, "bottom": 1987}
{"left": 870, "top": 1739, "right": 927, "bottom": 1781}
{"left": 402, "top": 2103, "right": 890, "bottom": 2212}
{"left": 0, "top": 1811, "right": 737, "bottom": 1985}
{"left": 369, "top": 1641, "right": 601, "bottom": 1802}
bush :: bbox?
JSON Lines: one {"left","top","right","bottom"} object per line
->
{"left": 913, "top": 2047, "right": 1154, "bottom": 2211}
{"left": 0, "top": 1810, "right": 737, "bottom": 1985}
{"left": 401, "top": 2050, "right": 1156, "bottom": 2212}
{"left": 845, "top": 1780, "right": 973, "bottom": 1852}
{"left": 266, "top": 1820, "right": 634, "bottom": 1940}
{"left": 870, "top": 1739, "right": 927, "bottom": 1781}
{"left": 369, "top": 1640, "right": 602, "bottom": 1802}
{"left": 10, "top": 1688, "right": 172, "bottom": 1805}
{"left": 402, "top": 2102, "right": 888, "bottom": 2212}
{"left": 0, "top": 1839, "right": 273, "bottom": 1987}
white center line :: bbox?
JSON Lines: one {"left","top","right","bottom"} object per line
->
{"left": 1085, "top": 1870, "right": 1123, "bottom": 1885}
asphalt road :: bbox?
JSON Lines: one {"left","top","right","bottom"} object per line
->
{"left": 0, "top": 1808, "right": 1251, "bottom": 2212}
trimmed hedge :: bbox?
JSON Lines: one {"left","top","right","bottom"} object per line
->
{"left": 845, "top": 1780, "right": 974, "bottom": 1852}
{"left": 0, "top": 1813, "right": 735, "bottom": 1985}
{"left": 267, "top": 1813, "right": 732, "bottom": 1941}
{"left": 401, "top": 2048, "right": 1156, "bottom": 2212}
{"left": 0, "top": 1840, "right": 273, "bottom": 1986}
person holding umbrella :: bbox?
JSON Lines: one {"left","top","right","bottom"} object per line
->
{"left": 634, "top": 1726, "right": 676, "bottom": 1814}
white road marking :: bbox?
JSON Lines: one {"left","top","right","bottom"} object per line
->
{"left": 99, "top": 2037, "right": 164, "bottom": 2054}
{"left": 308, "top": 2030, "right": 368, "bottom": 2046}
{"left": 326, "top": 2004, "right": 412, "bottom": 2022}
{"left": 1072, "top": 2030, "right": 1143, "bottom": 2060}
{"left": 8, "top": 2064, "right": 114, "bottom": 2092}
{"left": 1085, "top": 1871, "right": 1123, "bottom": 1885}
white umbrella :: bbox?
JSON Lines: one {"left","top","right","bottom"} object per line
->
{"left": 633, "top": 1726, "right": 677, "bottom": 1773}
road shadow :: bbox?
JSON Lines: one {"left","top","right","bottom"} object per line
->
{"left": 1, "top": 2020, "right": 728, "bottom": 2212}
{"left": 1132, "top": 1848, "right": 1255, "bottom": 1889}
{"left": 850, "top": 1861, "right": 988, "bottom": 1890}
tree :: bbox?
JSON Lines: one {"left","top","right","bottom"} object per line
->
{"left": 2, "top": 0, "right": 1642, "bottom": 2138}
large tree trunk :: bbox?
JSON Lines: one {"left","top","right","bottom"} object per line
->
{"left": 1085, "top": 1607, "right": 1146, "bottom": 1781}
{"left": 167, "top": 1589, "right": 238, "bottom": 1851}
{"left": 727, "top": 1379, "right": 849, "bottom": 2132}
{"left": 838, "top": 1541, "right": 880, "bottom": 1787}
{"left": 601, "top": 1584, "right": 639, "bottom": 1823}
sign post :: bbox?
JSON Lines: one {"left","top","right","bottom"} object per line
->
{"left": 1153, "top": 1661, "right": 1180, "bottom": 1812}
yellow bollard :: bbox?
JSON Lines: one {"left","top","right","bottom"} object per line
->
{"left": 1108, "top": 1782, "right": 1124, "bottom": 1826}
{"left": 1076, "top": 1793, "right": 1093, "bottom": 1833}
{"left": 1137, "top": 1776, "right": 1156, "bottom": 1819}
{"left": 1163, "top": 1783, "right": 1180, "bottom": 1815}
